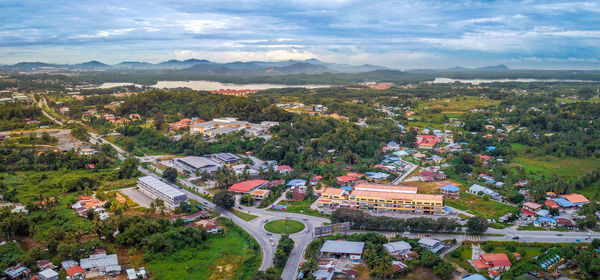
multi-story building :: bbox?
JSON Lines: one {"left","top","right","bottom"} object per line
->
{"left": 319, "top": 183, "right": 444, "bottom": 214}
{"left": 137, "top": 176, "right": 187, "bottom": 209}
{"left": 189, "top": 117, "right": 278, "bottom": 138}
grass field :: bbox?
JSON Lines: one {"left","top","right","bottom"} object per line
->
{"left": 145, "top": 218, "right": 261, "bottom": 280}
{"left": 509, "top": 143, "right": 600, "bottom": 179}
{"left": 269, "top": 198, "right": 325, "bottom": 217}
{"left": 264, "top": 219, "right": 305, "bottom": 234}
{"left": 403, "top": 179, "right": 462, "bottom": 194}
{"left": 445, "top": 193, "right": 516, "bottom": 219}
{"left": 232, "top": 209, "right": 257, "bottom": 221}
{"left": 414, "top": 96, "right": 501, "bottom": 124}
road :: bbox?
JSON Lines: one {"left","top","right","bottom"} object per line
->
{"left": 391, "top": 158, "right": 418, "bottom": 185}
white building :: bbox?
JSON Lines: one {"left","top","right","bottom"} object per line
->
{"left": 137, "top": 176, "right": 187, "bottom": 209}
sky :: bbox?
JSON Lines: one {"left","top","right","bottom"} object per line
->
{"left": 1, "top": 0, "right": 600, "bottom": 69}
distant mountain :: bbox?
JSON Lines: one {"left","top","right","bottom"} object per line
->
{"left": 177, "top": 62, "right": 334, "bottom": 75}
{"left": 475, "top": 65, "right": 510, "bottom": 72}
{"left": 0, "top": 58, "right": 388, "bottom": 74}
{"left": 115, "top": 61, "right": 154, "bottom": 69}
{"left": 71, "top": 60, "right": 111, "bottom": 69}
{"left": 408, "top": 65, "right": 511, "bottom": 73}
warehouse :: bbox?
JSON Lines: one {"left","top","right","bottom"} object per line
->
{"left": 137, "top": 176, "right": 187, "bottom": 208}
{"left": 174, "top": 156, "right": 222, "bottom": 174}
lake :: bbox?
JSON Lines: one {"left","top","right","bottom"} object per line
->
{"left": 431, "top": 77, "right": 593, "bottom": 84}
{"left": 96, "top": 80, "right": 331, "bottom": 90}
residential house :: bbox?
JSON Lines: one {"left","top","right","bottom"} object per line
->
{"left": 419, "top": 237, "right": 444, "bottom": 254}
{"left": 440, "top": 185, "right": 460, "bottom": 199}
{"left": 468, "top": 184, "right": 501, "bottom": 200}
{"left": 250, "top": 189, "right": 270, "bottom": 200}
{"left": 66, "top": 266, "right": 85, "bottom": 280}
{"left": 383, "top": 241, "right": 413, "bottom": 259}
{"left": 195, "top": 219, "right": 222, "bottom": 234}
{"left": 39, "top": 268, "right": 59, "bottom": 280}
{"left": 276, "top": 165, "right": 294, "bottom": 173}
{"left": 472, "top": 253, "right": 512, "bottom": 273}
{"left": 228, "top": 180, "right": 268, "bottom": 194}
{"left": 320, "top": 240, "right": 364, "bottom": 260}
{"left": 416, "top": 135, "right": 440, "bottom": 149}
{"left": 4, "top": 264, "right": 31, "bottom": 279}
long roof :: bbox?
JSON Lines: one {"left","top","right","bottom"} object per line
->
{"left": 320, "top": 240, "right": 364, "bottom": 255}
{"left": 138, "top": 176, "right": 186, "bottom": 199}
{"left": 354, "top": 183, "right": 418, "bottom": 194}
{"left": 228, "top": 179, "right": 268, "bottom": 193}
{"left": 440, "top": 185, "right": 460, "bottom": 192}
{"left": 350, "top": 190, "right": 443, "bottom": 202}
{"left": 383, "top": 241, "right": 412, "bottom": 253}
{"left": 177, "top": 156, "right": 222, "bottom": 169}
{"left": 322, "top": 187, "right": 346, "bottom": 196}
{"left": 560, "top": 193, "right": 589, "bottom": 204}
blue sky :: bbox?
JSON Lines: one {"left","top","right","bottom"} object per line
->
{"left": 1, "top": 0, "right": 599, "bottom": 69}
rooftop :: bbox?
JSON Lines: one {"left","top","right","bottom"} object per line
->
{"left": 350, "top": 190, "right": 443, "bottom": 202}
{"left": 228, "top": 179, "right": 268, "bottom": 193}
{"left": 354, "top": 183, "right": 418, "bottom": 194}
{"left": 320, "top": 240, "right": 365, "bottom": 255}
{"left": 559, "top": 193, "right": 589, "bottom": 204}
{"left": 322, "top": 187, "right": 346, "bottom": 196}
{"left": 177, "top": 156, "right": 222, "bottom": 169}
{"left": 383, "top": 241, "right": 412, "bottom": 253}
{"left": 440, "top": 185, "right": 460, "bottom": 192}
{"left": 138, "top": 176, "right": 186, "bottom": 199}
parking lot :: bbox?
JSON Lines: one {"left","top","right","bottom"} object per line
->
{"left": 119, "top": 187, "right": 154, "bottom": 208}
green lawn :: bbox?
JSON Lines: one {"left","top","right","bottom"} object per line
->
{"left": 509, "top": 143, "right": 600, "bottom": 179}
{"left": 264, "top": 219, "right": 305, "bottom": 234}
{"left": 269, "top": 197, "right": 325, "bottom": 217}
{"left": 232, "top": 209, "right": 258, "bottom": 221}
{"left": 145, "top": 218, "right": 261, "bottom": 280}
{"left": 445, "top": 193, "right": 516, "bottom": 219}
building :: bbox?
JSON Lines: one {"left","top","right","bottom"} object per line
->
{"left": 250, "top": 189, "right": 270, "bottom": 200}
{"left": 318, "top": 188, "right": 349, "bottom": 207}
{"left": 320, "top": 240, "right": 365, "bottom": 260}
{"left": 416, "top": 135, "right": 440, "bottom": 149}
{"left": 80, "top": 251, "right": 120, "bottom": 274}
{"left": 66, "top": 266, "right": 85, "bottom": 280}
{"left": 190, "top": 117, "right": 278, "bottom": 138}
{"left": 440, "top": 185, "right": 460, "bottom": 199}
{"left": 228, "top": 179, "right": 268, "bottom": 194}
{"left": 523, "top": 201, "right": 543, "bottom": 212}
{"left": 195, "top": 219, "right": 222, "bottom": 234}
{"left": 468, "top": 184, "right": 501, "bottom": 200}
{"left": 39, "top": 268, "right": 59, "bottom": 280}
{"left": 559, "top": 193, "right": 589, "bottom": 207}
{"left": 277, "top": 165, "right": 294, "bottom": 173}
{"left": 36, "top": 260, "right": 56, "bottom": 271}
{"left": 472, "top": 253, "right": 512, "bottom": 272}
{"left": 383, "top": 241, "right": 412, "bottom": 258}
{"left": 210, "top": 153, "right": 241, "bottom": 165}
{"left": 354, "top": 183, "right": 417, "bottom": 194}
{"left": 4, "top": 264, "right": 31, "bottom": 279}
{"left": 61, "top": 260, "right": 78, "bottom": 270}
{"left": 174, "top": 156, "right": 223, "bottom": 174}
{"left": 319, "top": 183, "right": 444, "bottom": 214}
{"left": 461, "top": 274, "right": 487, "bottom": 280}
{"left": 80, "top": 148, "right": 97, "bottom": 156}
{"left": 137, "top": 176, "right": 187, "bottom": 209}
{"left": 419, "top": 237, "right": 444, "bottom": 253}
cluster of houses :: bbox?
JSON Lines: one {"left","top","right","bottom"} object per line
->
{"left": 70, "top": 195, "right": 110, "bottom": 220}
{"left": 169, "top": 117, "right": 205, "bottom": 130}
{"left": 518, "top": 193, "right": 590, "bottom": 229}
{"left": 4, "top": 249, "right": 146, "bottom": 280}
{"left": 209, "top": 89, "right": 259, "bottom": 96}
{"left": 99, "top": 113, "right": 140, "bottom": 126}
{"left": 189, "top": 117, "right": 279, "bottom": 138}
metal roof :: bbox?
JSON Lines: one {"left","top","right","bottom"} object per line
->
{"left": 39, "top": 269, "right": 59, "bottom": 278}
{"left": 383, "top": 241, "right": 412, "bottom": 253}
{"left": 320, "top": 240, "right": 364, "bottom": 255}
{"left": 80, "top": 254, "right": 118, "bottom": 270}
{"left": 138, "top": 176, "right": 186, "bottom": 200}
{"left": 177, "top": 156, "right": 222, "bottom": 169}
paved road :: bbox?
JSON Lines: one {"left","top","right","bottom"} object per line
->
{"left": 391, "top": 158, "right": 418, "bottom": 185}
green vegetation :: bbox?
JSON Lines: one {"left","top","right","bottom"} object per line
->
{"left": 264, "top": 219, "right": 305, "bottom": 234}
{"left": 232, "top": 210, "right": 258, "bottom": 221}
{"left": 445, "top": 193, "right": 517, "bottom": 219}
{"left": 510, "top": 143, "right": 600, "bottom": 179}
{"left": 145, "top": 218, "right": 261, "bottom": 280}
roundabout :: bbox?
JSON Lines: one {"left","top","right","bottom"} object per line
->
{"left": 264, "top": 219, "right": 305, "bottom": 234}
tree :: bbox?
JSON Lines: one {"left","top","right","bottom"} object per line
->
{"left": 285, "top": 191, "right": 293, "bottom": 201}
{"left": 213, "top": 191, "right": 235, "bottom": 209}
{"left": 153, "top": 113, "right": 165, "bottom": 130}
{"left": 162, "top": 167, "right": 178, "bottom": 182}
{"left": 433, "top": 261, "right": 454, "bottom": 279}
{"left": 466, "top": 216, "right": 488, "bottom": 235}
{"left": 123, "top": 137, "right": 136, "bottom": 152}
{"left": 240, "top": 194, "right": 255, "bottom": 206}
{"left": 118, "top": 157, "right": 139, "bottom": 179}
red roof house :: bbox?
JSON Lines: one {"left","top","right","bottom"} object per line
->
{"left": 228, "top": 179, "right": 268, "bottom": 193}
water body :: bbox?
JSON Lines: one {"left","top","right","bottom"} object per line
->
{"left": 431, "top": 77, "right": 594, "bottom": 84}
{"left": 96, "top": 80, "right": 331, "bottom": 90}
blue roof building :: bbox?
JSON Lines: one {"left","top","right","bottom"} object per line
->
{"left": 287, "top": 179, "right": 307, "bottom": 187}
{"left": 441, "top": 185, "right": 460, "bottom": 192}
{"left": 486, "top": 146, "right": 497, "bottom": 151}
{"left": 552, "top": 197, "right": 576, "bottom": 207}
{"left": 462, "top": 274, "right": 487, "bottom": 280}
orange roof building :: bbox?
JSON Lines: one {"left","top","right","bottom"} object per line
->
{"left": 228, "top": 179, "right": 268, "bottom": 193}
{"left": 559, "top": 193, "right": 589, "bottom": 205}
